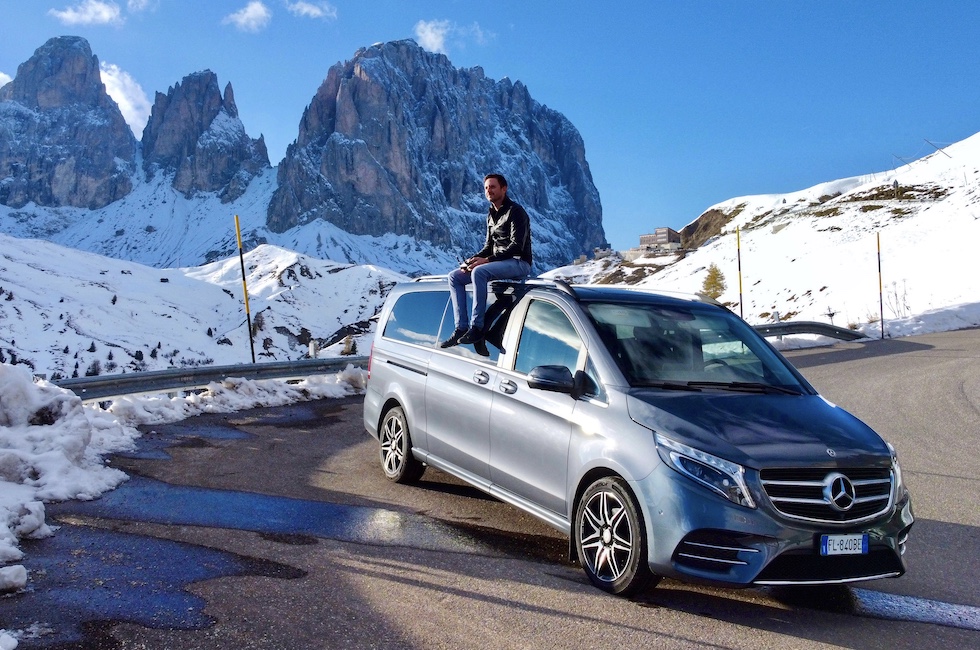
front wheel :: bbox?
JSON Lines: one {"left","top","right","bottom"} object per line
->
{"left": 379, "top": 406, "right": 425, "bottom": 483}
{"left": 574, "top": 477, "right": 657, "bottom": 595}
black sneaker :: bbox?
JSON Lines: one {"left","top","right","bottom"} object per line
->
{"left": 439, "top": 328, "right": 467, "bottom": 348}
{"left": 472, "top": 338, "right": 490, "bottom": 357}
{"left": 458, "top": 326, "right": 484, "bottom": 345}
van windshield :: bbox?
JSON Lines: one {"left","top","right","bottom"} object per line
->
{"left": 584, "top": 301, "right": 808, "bottom": 393}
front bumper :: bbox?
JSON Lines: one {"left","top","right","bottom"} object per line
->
{"left": 632, "top": 464, "right": 914, "bottom": 587}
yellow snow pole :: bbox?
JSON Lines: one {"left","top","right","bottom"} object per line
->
{"left": 235, "top": 215, "right": 257, "bottom": 363}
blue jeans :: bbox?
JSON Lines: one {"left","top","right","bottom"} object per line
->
{"left": 448, "top": 258, "right": 531, "bottom": 330}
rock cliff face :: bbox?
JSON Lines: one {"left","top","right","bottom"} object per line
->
{"left": 267, "top": 40, "right": 606, "bottom": 269}
{"left": 0, "top": 36, "right": 137, "bottom": 209}
{"left": 141, "top": 71, "right": 270, "bottom": 202}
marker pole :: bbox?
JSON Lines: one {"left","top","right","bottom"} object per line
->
{"left": 737, "top": 226, "right": 744, "bottom": 319}
{"left": 877, "top": 232, "right": 885, "bottom": 340}
{"left": 235, "top": 215, "right": 257, "bottom": 363}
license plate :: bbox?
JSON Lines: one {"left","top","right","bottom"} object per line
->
{"left": 820, "top": 534, "right": 868, "bottom": 556}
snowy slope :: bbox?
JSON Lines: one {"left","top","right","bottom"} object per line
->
{"left": 547, "top": 132, "right": 980, "bottom": 339}
{"left": 0, "top": 235, "right": 404, "bottom": 378}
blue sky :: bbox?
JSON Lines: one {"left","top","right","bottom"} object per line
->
{"left": 1, "top": 1, "right": 979, "bottom": 250}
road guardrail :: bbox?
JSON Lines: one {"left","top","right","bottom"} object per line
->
{"left": 752, "top": 321, "right": 866, "bottom": 341}
{"left": 53, "top": 356, "right": 369, "bottom": 401}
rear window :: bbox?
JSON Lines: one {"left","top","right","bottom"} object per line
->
{"left": 382, "top": 290, "right": 451, "bottom": 346}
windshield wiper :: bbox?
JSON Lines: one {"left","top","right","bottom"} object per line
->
{"left": 685, "top": 381, "right": 802, "bottom": 395}
{"left": 634, "top": 380, "right": 703, "bottom": 392}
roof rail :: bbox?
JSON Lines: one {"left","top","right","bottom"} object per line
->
{"left": 491, "top": 277, "right": 578, "bottom": 299}
{"left": 412, "top": 275, "right": 448, "bottom": 283}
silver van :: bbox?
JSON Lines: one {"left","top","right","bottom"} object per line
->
{"left": 363, "top": 278, "right": 913, "bottom": 595}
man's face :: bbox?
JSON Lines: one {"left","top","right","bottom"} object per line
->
{"left": 484, "top": 178, "right": 505, "bottom": 205}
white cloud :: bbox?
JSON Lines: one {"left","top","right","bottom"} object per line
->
{"left": 100, "top": 62, "right": 152, "bottom": 138}
{"left": 0, "top": 72, "right": 12, "bottom": 88}
{"left": 414, "top": 19, "right": 452, "bottom": 54}
{"left": 414, "top": 19, "right": 495, "bottom": 55}
{"left": 127, "top": 0, "right": 157, "bottom": 11}
{"left": 222, "top": 1, "right": 273, "bottom": 32}
{"left": 48, "top": 0, "right": 124, "bottom": 26}
{"left": 466, "top": 22, "right": 493, "bottom": 46}
{"left": 285, "top": 1, "right": 337, "bottom": 20}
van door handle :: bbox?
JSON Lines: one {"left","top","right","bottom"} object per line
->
{"left": 473, "top": 370, "right": 490, "bottom": 385}
{"left": 499, "top": 379, "right": 518, "bottom": 394}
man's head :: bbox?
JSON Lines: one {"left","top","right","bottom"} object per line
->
{"left": 484, "top": 173, "right": 508, "bottom": 208}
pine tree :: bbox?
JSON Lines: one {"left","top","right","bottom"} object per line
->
{"left": 701, "top": 263, "right": 727, "bottom": 300}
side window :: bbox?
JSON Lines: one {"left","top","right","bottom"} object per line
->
{"left": 514, "top": 300, "right": 583, "bottom": 375}
{"left": 383, "top": 291, "right": 450, "bottom": 346}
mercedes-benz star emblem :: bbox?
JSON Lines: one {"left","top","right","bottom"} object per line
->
{"left": 823, "top": 472, "right": 856, "bottom": 511}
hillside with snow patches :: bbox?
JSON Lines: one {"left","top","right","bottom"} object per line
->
{"left": 548, "top": 131, "right": 980, "bottom": 339}
{"left": 0, "top": 237, "right": 403, "bottom": 379}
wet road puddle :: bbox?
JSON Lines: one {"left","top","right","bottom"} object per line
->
{"left": 3, "top": 523, "right": 302, "bottom": 647}
{"left": 51, "top": 475, "right": 494, "bottom": 554}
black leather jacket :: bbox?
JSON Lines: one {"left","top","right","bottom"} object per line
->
{"left": 474, "top": 197, "right": 532, "bottom": 265}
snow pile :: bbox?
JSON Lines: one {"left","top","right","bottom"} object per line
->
{"left": 0, "top": 364, "right": 132, "bottom": 564}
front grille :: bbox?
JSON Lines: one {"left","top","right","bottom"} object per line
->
{"left": 760, "top": 467, "right": 893, "bottom": 524}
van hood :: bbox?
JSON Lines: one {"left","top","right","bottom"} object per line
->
{"left": 626, "top": 390, "right": 890, "bottom": 469}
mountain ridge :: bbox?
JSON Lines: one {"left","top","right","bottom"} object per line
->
{"left": 0, "top": 36, "right": 605, "bottom": 275}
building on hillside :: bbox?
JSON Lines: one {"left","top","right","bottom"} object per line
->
{"left": 640, "top": 227, "right": 681, "bottom": 248}
{"left": 624, "top": 227, "right": 682, "bottom": 261}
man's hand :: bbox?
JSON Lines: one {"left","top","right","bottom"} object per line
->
{"left": 463, "top": 256, "right": 489, "bottom": 271}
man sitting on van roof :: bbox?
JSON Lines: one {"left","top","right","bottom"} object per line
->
{"left": 440, "top": 173, "right": 533, "bottom": 348}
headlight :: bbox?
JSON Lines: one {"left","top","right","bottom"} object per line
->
{"left": 887, "top": 442, "right": 905, "bottom": 502}
{"left": 656, "top": 434, "right": 756, "bottom": 508}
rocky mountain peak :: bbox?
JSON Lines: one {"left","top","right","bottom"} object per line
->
{"left": 268, "top": 39, "right": 606, "bottom": 271}
{"left": 0, "top": 35, "right": 104, "bottom": 109}
{"left": 0, "top": 36, "right": 136, "bottom": 209}
{"left": 141, "top": 70, "right": 269, "bottom": 202}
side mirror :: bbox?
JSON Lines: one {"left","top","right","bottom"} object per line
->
{"left": 527, "top": 365, "right": 575, "bottom": 393}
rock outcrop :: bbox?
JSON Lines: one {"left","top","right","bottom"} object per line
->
{"left": 141, "top": 70, "right": 270, "bottom": 202}
{"left": 0, "top": 36, "right": 137, "bottom": 209}
{"left": 267, "top": 40, "right": 606, "bottom": 270}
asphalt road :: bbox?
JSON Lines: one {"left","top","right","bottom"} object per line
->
{"left": 5, "top": 329, "right": 980, "bottom": 649}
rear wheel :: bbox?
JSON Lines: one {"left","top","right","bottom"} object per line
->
{"left": 379, "top": 405, "right": 425, "bottom": 483}
{"left": 575, "top": 476, "right": 658, "bottom": 595}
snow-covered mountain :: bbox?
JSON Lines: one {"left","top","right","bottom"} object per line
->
{"left": 0, "top": 237, "right": 403, "bottom": 379}
{"left": 547, "top": 131, "right": 980, "bottom": 338}
{"left": 0, "top": 37, "right": 605, "bottom": 275}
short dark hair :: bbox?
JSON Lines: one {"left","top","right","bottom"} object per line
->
{"left": 484, "top": 173, "right": 507, "bottom": 188}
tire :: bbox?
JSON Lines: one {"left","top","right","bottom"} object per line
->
{"left": 379, "top": 405, "right": 425, "bottom": 483}
{"left": 574, "top": 476, "right": 657, "bottom": 595}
